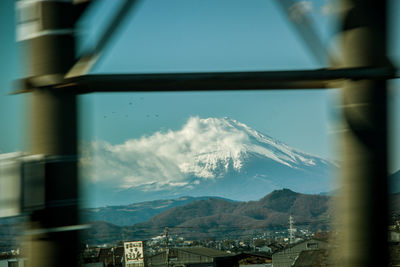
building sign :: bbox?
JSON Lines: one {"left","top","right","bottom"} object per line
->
{"left": 124, "top": 241, "right": 144, "bottom": 266}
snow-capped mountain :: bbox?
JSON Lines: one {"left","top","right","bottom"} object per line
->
{"left": 82, "top": 117, "right": 336, "bottom": 206}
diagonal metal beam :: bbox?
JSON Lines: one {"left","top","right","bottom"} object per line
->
{"left": 73, "top": 0, "right": 94, "bottom": 23}
{"left": 66, "top": 0, "right": 142, "bottom": 78}
{"left": 275, "top": 0, "right": 338, "bottom": 66}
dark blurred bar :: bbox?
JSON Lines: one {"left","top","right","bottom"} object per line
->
{"left": 17, "top": 0, "right": 80, "bottom": 266}
{"left": 337, "top": 0, "right": 389, "bottom": 266}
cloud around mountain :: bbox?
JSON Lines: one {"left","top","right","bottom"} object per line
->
{"left": 82, "top": 117, "right": 251, "bottom": 190}
{"left": 81, "top": 116, "right": 329, "bottom": 195}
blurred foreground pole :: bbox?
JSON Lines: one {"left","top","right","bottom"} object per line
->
{"left": 338, "top": 0, "right": 389, "bottom": 266}
{"left": 18, "top": 0, "right": 79, "bottom": 266}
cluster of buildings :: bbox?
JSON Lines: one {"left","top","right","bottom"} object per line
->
{"left": 79, "top": 226, "right": 337, "bottom": 267}
{"left": 2, "top": 213, "right": 400, "bottom": 266}
{"left": 82, "top": 245, "right": 272, "bottom": 267}
{"left": 80, "top": 237, "right": 335, "bottom": 267}
{"left": 78, "top": 233, "right": 400, "bottom": 267}
{"left": 2, "top": 228, "right": 400, "bottom": 267}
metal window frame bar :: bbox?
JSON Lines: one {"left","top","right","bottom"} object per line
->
{"left": 15, "top": 66, "right": 397, "bottom": 94}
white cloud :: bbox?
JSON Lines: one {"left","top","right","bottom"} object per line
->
{"left": 81, "top": 117, "right": 252, "bottom": 190}
{"left": 80, "top": 116, "right": 320, "bottom": 192}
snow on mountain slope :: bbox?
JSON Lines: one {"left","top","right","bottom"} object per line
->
{"left": 203, "top": 117, "right": 322, "bottom": 168}
{"left": 81, "top": 117, "right": 336, "bottom": 206}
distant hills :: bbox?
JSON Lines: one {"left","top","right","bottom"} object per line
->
{"left": 83, "top": 188, "right": 400, "bottom": 244}
{"left": 84, "top": 189, "right": 333, "bottom": 244}
{"left": 83, "top": 196, "right": 235, "bottom": 226}
{"left": 142, "top": 189, "right": 330, "bottom": 229}
{"left": 2, "top": 188, "right": 400, "bottom": 250}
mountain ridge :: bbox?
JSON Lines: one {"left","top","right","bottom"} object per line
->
{"left": 3, "top": 189, "right": 400, "bottom": 249}
{"left": 84, "top": 189, "right": 335, "bottom": 244}
{"left": 83, "top": 195, "right": 236, "bottom": 226}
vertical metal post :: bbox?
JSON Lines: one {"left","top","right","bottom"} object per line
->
{"left": 165, "top": 227, "right": 170, "bottom": 267}
{"left": 18, "top": 0, "right": 79, "bottom": 266}
{"left": 338, "top": 0, "right": 389, "bottom": 266}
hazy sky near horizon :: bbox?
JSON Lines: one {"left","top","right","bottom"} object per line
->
{"left": 1, "top": 0, "right": 400, "bottom": 173}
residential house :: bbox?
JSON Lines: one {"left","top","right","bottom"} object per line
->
{"left": 291, "top": 249, "right": 329, "bottom": 267}
{"left": 147, "top": 247, "right": 235, "bottom": 267}
{"left": 272, "top": 239, "right": 328, "bottom": 267}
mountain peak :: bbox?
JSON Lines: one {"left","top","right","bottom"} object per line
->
{"left": 259, "top": 188, "right": 300, "bottom": 206}
{"left": 84, "top": 116, "right": 335, "bottom": 205}
{"left": 271, "top": 188, "right": 298, "bottom": 196}
{"left": 186, "top": 116, "right": 322, "bottom": 169}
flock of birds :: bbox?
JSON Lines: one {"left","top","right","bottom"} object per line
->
{"left": 102, "top": 97, "right": 159, "bottom": 119}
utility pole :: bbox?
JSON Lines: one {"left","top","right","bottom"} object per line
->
{"left": 337, "top": 0, "right": 389, "bottom": 266}
{"left": 112, "top": 246, "right": 115, "bottom": 267}
{"left": 288, "top": 215, "right": 295, "bottom": 244}
{"left": 165, "top": 227, "right": 169, "bottom": 267}
{"left": 16, "top": 0, "right": 81, "bottom": 266}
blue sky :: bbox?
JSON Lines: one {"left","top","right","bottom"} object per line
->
{"left": 1, "top": 0, "right": 337, "bottom": 154}
{"left": 81, "top": 0, "right": 336, "bottom": 158}
{"left": 1, "top": 0, "right": 400, "bottom": 203}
